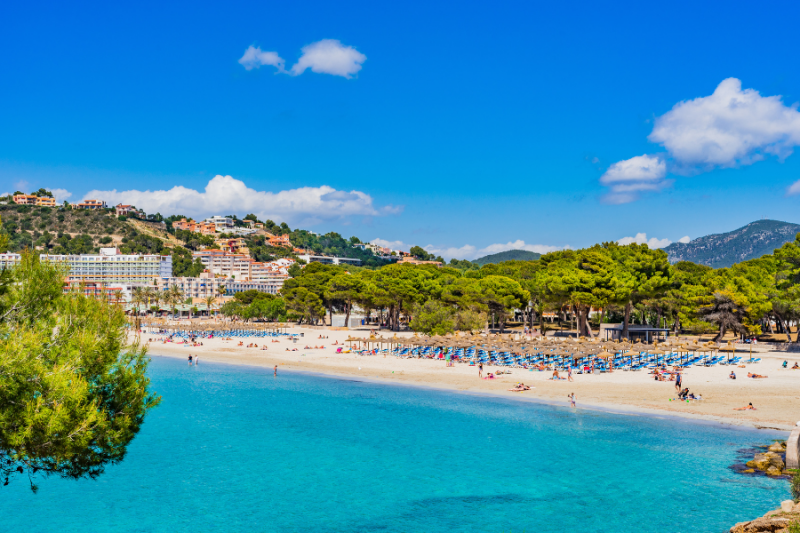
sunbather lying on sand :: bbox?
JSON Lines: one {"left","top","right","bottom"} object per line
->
{"left": 747, "top": 373, "right": 767, "bottom": 378}
{"left": 734, "top": 403, "right": 756, "bottom": 410}
{"left": 508, "top": 383, "right": 531, "bottom": 392}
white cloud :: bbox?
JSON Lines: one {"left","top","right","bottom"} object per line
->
{"left": 371, "top": 238, "right": 407, "bottom": 250}
{"left": 600, "top": 154, "right": 667, "bottom": 185}
{"left": 678, "top": 235, "right": 690, "bottom": 243}
{"left": 617, "top": 233, "right": 672, "bottom": 249}
{"left": 787, "top": 179, "right": 800, "bottom": 196}
{"left": 48, "top": 188, "right": 72, "bottom": 203}
{"left": 649, "top": 78, "right": 800, "bottom": 168}
{"left": 600, "top": 154, "right": 671, "bottom": 204}
{"left": 84, "top": 175, "right": 399, "bottom": 226}
{"left": 290, "top": 39, "right": 366, "bottom": 78}
{"left": 602, "top": 78, "right": 800, "bottom": 202}
{"left": 238, "top": 46, "right": 285, "bottom": 72}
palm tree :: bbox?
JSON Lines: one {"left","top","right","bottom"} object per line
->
{"left": 131, "top": 287, "right": 147, "bottom": 333}
{"left": 166, "top": 285, "right": 184, "bottom": 320}
{"left": 144, "top": 286, "right": 158, "bottom": 315}
{"left": 205, "top": 294, "right": 217, "bottom": 319}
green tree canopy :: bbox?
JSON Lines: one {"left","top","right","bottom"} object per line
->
{"left": 0, "top": 254, "right": 159, "bottom": 490}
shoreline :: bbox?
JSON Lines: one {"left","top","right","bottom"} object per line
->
{"left": 140, "top": 326, "right": 800, "bottom": 433}
{"left": 150, "top": 351, "right": 791, "bottom": 437}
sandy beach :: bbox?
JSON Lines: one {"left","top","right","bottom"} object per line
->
{"left": 139, "top": 325, "right": 800, "bottom": 431}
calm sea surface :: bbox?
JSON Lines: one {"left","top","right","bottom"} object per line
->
{"left": 5, "top": 355, "right": 789, "bottom": 533}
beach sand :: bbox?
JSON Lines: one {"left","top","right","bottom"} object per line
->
{"left": 138, "top": 325, "right": 800, "bottom": 431}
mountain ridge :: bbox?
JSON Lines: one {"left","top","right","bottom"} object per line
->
{"left": 663, "top": 219, "right": 800, "bottom": 268}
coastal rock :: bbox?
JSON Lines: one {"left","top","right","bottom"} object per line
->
{"left": 729, "top": 509, "right": 798, "bottom": 532}
{"left": 742, "top": 469, "right": 756, "bottom": 474}
{"left": 768, "top": 455, "right": 786, "bottom": 471}
{"left": 765, "top": 466, "right": 782, "bottom": 476}
{"left": 781, "top": 501, "right": 794, "bottom": 513}
{"left": 748, "top": 454, "right": 772, "bottom": 470}
{"left": 768, "top": 443, "right": 786, "bottom": 453}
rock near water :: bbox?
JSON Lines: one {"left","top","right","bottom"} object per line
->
{"left": 729, "top": 503, "right": 800, "bottom": 532}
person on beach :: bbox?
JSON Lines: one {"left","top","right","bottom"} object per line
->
{"left": 567, "top": 365, "right": 573, "bottom": 382}
{"left": 568, "top": 393, "right": 576, "bottom": 408}
{"left": 274, "top": 365, "right": 278, "bottom": 377}
{"left": 478, "top": 362, "right": 483, "bottom": 378}
{"left": 747, "top": 372, "right": 767, "bottom": 378}
{"left": 734, "top": 403, "right": 756, "bottom": 410}
{"left": 188, "top": 355, "right": 193, "bottom": 365}
{"left": 793, "top": 362, "right": 799, "bottom": 369}
{"left": 729, "top": 371, "right": 736, "bottom": 379}
{"left": 674, "top": 371, "right": 682, "bottom": 392}
{"left": 195, "top": 355, "right": 199, "bottom": 365}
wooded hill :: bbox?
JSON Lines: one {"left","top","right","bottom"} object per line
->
{"left": 474, "top": 249, "right": 541, "bottom": 266}
{"left": 664, "top": 219, "right": 800, "bottom": 268}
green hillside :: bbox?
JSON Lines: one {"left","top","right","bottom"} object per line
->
{"left": 663, "top": 219, "right": 800, "bottom": 268}
{"left": 473, "top": 249, "right": 541, "bottom": 266}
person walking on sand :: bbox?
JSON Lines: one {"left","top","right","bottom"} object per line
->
{"left": 568, "top": 393, "right": 576, "bottom": 408}
{"left": 567, "top": 365, "right": 573, "bottom": 382}
{"left": 478, "top": 362, "right": 483, "bottom": 378}
{"left": 674, "top": 371, "right": 682, "bottom": 392}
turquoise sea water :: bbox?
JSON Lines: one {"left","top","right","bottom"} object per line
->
{"left": 4, "top": 355, "right": 789, "bottom": 533}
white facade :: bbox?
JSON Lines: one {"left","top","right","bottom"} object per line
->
{"left": 1, "top": 250, "right": 171, "bottom": 285}
{"left": 158, "top": 274, "right": 282, "bottom": 297}
{"left": 204, "top": 216, "right": 234, "bottom": 231}
{"left": 297, "top": 254, "right": 361, "bottom": 266}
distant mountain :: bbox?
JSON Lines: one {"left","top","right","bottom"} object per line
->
{"left": 663, "top": 219, "right": 800, "bottom": 268}
{"left": 474, "top": 249, "right": 541, "bottom": 266}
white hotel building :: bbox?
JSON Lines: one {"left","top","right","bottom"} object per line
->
{"left": 0, "top": 248, "right": 172, "bottom": 285}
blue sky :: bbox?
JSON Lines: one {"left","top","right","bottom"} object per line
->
{"left": 3, "top": 0, "right": 800, "bottom": 259}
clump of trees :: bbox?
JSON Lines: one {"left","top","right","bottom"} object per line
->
{"left": 220, "top": 290, "right": 287, "bottom": 322}
{"left": 280, "top": 235, "right": 800, "bottom": 341}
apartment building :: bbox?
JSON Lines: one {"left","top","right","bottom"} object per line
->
{"left": 42, "top": 248, "right": 172, "bottom": 284}
{"left": 115, "top": 204, "right": 144, "bottom": 217}
{"left": 1, "top": 249, "right": 171, "bottom": 290}
{"left": 192, "top": 250, "right": 291, "bottom": 284}
{"left": 204, "top": 216, "right": 234, "bottom": 232}
{"left": 267, "top": 234, "right": 292, "bottom": 247}
{"left": 12, "top": 194, "right": 57, "bottom": 207}
{"left": 193, "top": 250, "right": 252, "bottom": 279}
{"left": 214, "top": 237, "right": 249, "bottom": 255}
{"left": 71, "top": 199, "right": 107, "bottom": 210}
{"left": 157, "top": 272, "right": 282, "bottom": 297}
{"left": 172, "top": 218, "right": 217, "bottom": 235}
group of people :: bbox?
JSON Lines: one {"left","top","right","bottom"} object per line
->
{"left": 781, "top": 361, "right": 800, "bottom": 369}
{"left": 676, "top": 388, "right": 701, "bottom": 401}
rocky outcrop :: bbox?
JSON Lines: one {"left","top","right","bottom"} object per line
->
{"left": 744, "top": 442, "right": 791, "bottom": 476}
{"left": 729, "top": 501, "right": 800, "bottom": 532}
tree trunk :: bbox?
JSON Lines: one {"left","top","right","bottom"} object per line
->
{"left": 345, "top": 301, "right": 351, "bottom": 328}
{"left": 328, "top": 304, "right": 333, "bottom": 327}
{"left": 775, "top": 313, "right": 791, "bottom": 342}
{"left": 714, "top": 323, "right": 726, "bottom": 343}
{"left": 622, "top": 302, "right": 632, "bottom": 340}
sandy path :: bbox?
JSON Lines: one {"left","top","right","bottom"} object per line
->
{"left": 136, "top": 326, "right": 800, "bottom": 431}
